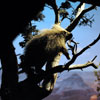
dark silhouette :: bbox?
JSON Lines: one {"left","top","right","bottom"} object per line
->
{"left": 0, "top": 1, "right": 47, "bottom": 100}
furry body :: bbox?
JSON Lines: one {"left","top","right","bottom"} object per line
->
{"left": 22, "top": 25, "right": 72, "bottom": 75}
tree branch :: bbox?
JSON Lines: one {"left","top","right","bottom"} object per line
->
{"left": 68, "top": 0, "right": 100, "bottom": 6}
{"left": 47, "top": 0, "right": 59, "bottom": 24}
{"left": 75, "top": 3, "right": 85, "bottom": 18}
{"left": 35, "top": 33, "right": 100, "bottom": 84}
{"left": 76, "top": 34, "right": 100, "bottom": 57}
{"left": 67, "top": 39, "right": 79, "bottom": 55}
{"left": 35, "top": 60, "right": 98, "bottom": 84}
{"left": 53, "top": 3, "right": 59, "bottom": 24}
{"left": 68, "top": 61, "right": 98, "bottom": 71}
{"left": 45, "top": 60, "right": 98, "bottom": 73}
{"left": 75, "top": 2, "right": 84, "bottom": 13}
{"left": 66, "top": 5, "right": 96, "bottom": 32}
{"left": 64, "top": 34, "right": 100, "bottom": 69}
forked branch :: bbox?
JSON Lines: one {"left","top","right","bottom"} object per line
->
{"left": 35, "top": 33, "right": 100, "bottom": 84}
{"left": 66, "top": 5, "right": 96, "bottom": 32}
{"left": 68, "top": 56, "right": 98, "bottom": 71}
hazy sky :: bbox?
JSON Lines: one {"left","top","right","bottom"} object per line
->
{"left": 13, "top": 1, "right": 100, "bottom": 72}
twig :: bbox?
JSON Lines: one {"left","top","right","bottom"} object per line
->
{"left": 45, "top": 5, "right": 53, "bottom": 9}
{"left": 91, "top": 55, "right": 97, "bottom": 62}
{"left": 67, "top": 39, "right": 79, "bottom": 55}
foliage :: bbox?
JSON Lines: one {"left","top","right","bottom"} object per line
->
{"left": 60, "top": 0, "right": 71, "bottom": 9}
{"left": 19, "top": 24, "right": 39, "bottom": 48}
{"left": 94, "top": 68, "right": 100, "bottom": 97}
{"left": 78, "top": 14, "right": 94, "bottom": 27}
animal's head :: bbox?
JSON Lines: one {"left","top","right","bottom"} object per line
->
{"left": 52, "top": 24, "right": 73, "bottom": 41}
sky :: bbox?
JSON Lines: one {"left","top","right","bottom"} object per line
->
{"left": 13, "top": 1, "right": 100, "bottom": 72}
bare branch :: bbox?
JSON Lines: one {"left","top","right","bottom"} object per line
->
{"left": 64, "top": 34, "right": 100, "bottom": 69}
{"left": 45, "top": 5, "right": 53, "bottom": 9}
{"left": 66, "top": 5, "right": 96, "bottom": 32}
{"left": 53, "top": 34, "right": 100, "bottom": 72}
{"left": 60, "top": 17, "right": 65, "bottom": 23}
{"left": 36, "top": 59, "right": 98, "bottom": 83}
{"left": 68, "top": 61, "right": 98, "bottom": 71}
{"left": 75, "top": 2, "right": 84, "bottom": 12}
{"left": 68, "top": 0, "right": 100, "bottom": 6}
{"left": 77, "top": 34, "right": 100, "bottom": 57}
{"left": 67, "top": 39, "right": 79, "bottom": 55}
{"left": 35, "top": 33, "right": 100, "bottom": 84}
{"left": 75, "top": 3, "right": 85, "bottom": 18}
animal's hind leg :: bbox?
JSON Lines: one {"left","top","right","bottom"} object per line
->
{"left": 42, "top": 54, "right": 61, "bottom": 91}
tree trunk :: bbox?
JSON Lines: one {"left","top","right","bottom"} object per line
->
{"left": 0, "top": 42, "right": 18, "bottom": 100}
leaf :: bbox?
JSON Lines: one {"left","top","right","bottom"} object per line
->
{"left": 59, "top": 9, "right": 69, "bottom": 18}
{"left": 78, "top": 14, "right": 94, "bottom": 27}
{"left": 60, "top": 1, "right": 71, "bottom": 9}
